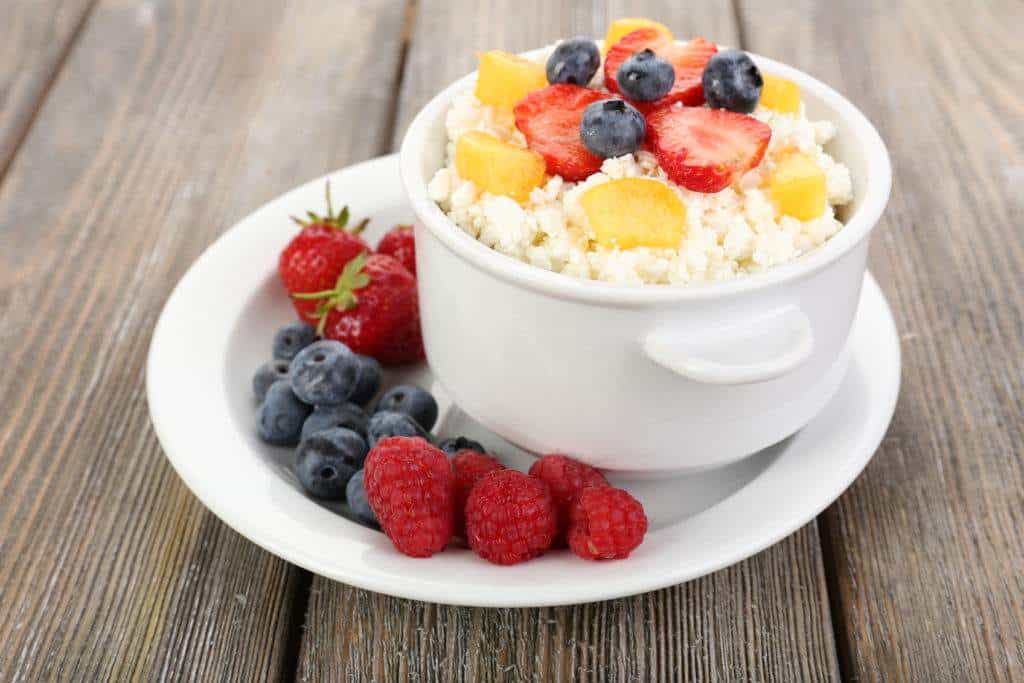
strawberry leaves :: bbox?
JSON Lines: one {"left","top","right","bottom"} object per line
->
{"left": 291, "top": 181, "right": 369, "bottom": 234}
{"left": 292, "top": 252, "right": 371, "bottom": 334}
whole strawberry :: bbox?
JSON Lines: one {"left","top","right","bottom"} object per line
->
{"left": 278, "top": 183, "right": 370, "bottom": 323}
{"left": 465, "top": 470, "right": 557, "bottom": 565}
{"left": 363, "top": 437, "right": 454, "bottom": 558}
{"left": 377, "top": 225, "right": 416, "bottom": 277}
{"left": 293, "top": 252, "right": 425, "bottom": 365}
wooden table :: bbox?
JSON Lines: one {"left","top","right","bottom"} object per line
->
{"left": 2, "top": 1, "right": 1021, "bottom": 680}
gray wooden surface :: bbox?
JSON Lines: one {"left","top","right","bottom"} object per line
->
{"left": 0, "top": 0, "right": 1021, "bottom": 681}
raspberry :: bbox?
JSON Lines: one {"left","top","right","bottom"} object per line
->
{"left": 464, "top": 470, "right": 557, "bottom": 565}
{"left": 528, "top": 454, "right": 609, "bottom": 535}
{"left": 363, "top": 437, "right": 454, "bottom": 558}
{"left": 567, "top": 487, "right": 648, "bottom": 560}
{"left": 451, "top": 450, "right": 504, "bottom": 537}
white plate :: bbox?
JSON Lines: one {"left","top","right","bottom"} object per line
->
{"left": 148, "top": 154, "right": 900, "bottom": 608}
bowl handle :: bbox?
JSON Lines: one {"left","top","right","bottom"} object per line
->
{"left": 642, "top": 306, "right": 814, "bottom": 385}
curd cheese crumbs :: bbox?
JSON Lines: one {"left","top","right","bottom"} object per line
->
{"left": 429, "top": 55, "right": 853, "bottom": 286}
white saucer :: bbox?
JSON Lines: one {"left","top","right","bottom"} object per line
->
{"left": 148, "top": 154, "right": 900, "bottom": 607}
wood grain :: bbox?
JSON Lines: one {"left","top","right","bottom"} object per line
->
{"left": 298, "top": 524, "right": 838, "bottom": 682}
{"left": 0, "top": 0, "right": 407, "bottom": 679}
{"left": 738, "top": 0, "right": 1024, "bottom": 680}
{"left": 300, "top": 2, "right": 840, "bottom": 680}
{"left": 0, "top": 0, "right": 96, "bottom": 178}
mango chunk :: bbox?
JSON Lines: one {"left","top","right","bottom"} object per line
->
{"left": 603, "top": 18, "right": 673, "bottom": 53}
{"left": 769, "top": 152, "right": 826, "bottom": 221}
{"left": 475, "top": 50, "right": 548, "bottom": 110}
{"left": 455, "top": 131, "right": 546, "bottom": 203}
{"left": 760, "top": 75, "right": 801, "bottom": 114}
{"left": 581, "top": 178, "right": 687, "bottom": 249}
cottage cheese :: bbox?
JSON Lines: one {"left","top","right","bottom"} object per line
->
{"left": 429, "top": 85, "right": 853, "bottom": 285}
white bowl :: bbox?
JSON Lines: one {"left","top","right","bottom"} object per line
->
{"left": 400, "top": 48, "right": 892, "bottom": 473}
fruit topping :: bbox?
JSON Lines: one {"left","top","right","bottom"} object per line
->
{"left": 567, "top": 487, "right": 648, "bottom": 560}
{"left": 252, "top": 359, "right": 291, "bottom": 402}
{"left": 294, "top": 427, "right": 369, "bottom": 500}
{"left": 604, "top": 31, "right": 717, "bottom": 108}
{"left": 646, "top": 104, "right": 771, "bottom": 193}
{"left": 375, "top": 384, "right": 439, "bottom": 432}
{"left": 769, "top": 151, "right": 826, "bottom": 220}
{"left": 579, "top": 99, "right": 646, "bottom": 158}
{"left": 292, "top": 253, "right": 424, "bottom": 365}
{"left": 438, "top": 436, "right": 487, "bottom": 458}
{"left": 759, "top": 74, "right": 801, "bottom": 114}
{"left": 272, "top": 321, "right": 317, "bottom": 361}
{"left": 528, "top": 454, "right": 609, "bottom": 539}
{"left": 702, "top": 49, "right": 763, "bottom": 114}
{"left": 513, "top": 84, "right": 607, "bottom": 181}
{"left": 451, "top": 450, "right": 505, "bottom": 536}
{"left": 464, "top": 469, "right": 557, "bottom": 565}
{"left": 289, "top": 339, "right": 360, "bottom": 406}
{"left": 349, "top": 354, "right": 383, "bottom": 406}
{"left": 545, "top": 37, "right": 601, "bottom": 85}
{"left": 454, "top": 131, "right": 546, "bottom": 203}
{"left": 364, "top": 437, "right": 455, "bottom": 558}
{"left": 376, "top": 225, "right": 416, "bottom": 277}
{"left": 616, "top": 48, "right": 676, "bottom": 102}
{"left": 257, "top": 381, "right": 311, "bottom": 446}
{"left": 345, "top": 470, "right": 377, "bottom": 526}
{"left": 366, "top": 411, "right": 430, "bottom": 448}
{"left": 475, "top": 50, "right": 548, "bottom": 110}
{"left": 580, "top": 178, "right": 687, "bottom": 248}
{"left": 301, "top": 402, "right": 369, "bottom": 442}
{"left": 602, "top": 18, "right": 672, "bottom": 53}
{"left": 278, "top": 183, "right": 370, "bottom": 325}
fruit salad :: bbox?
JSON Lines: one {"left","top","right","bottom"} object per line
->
{"left": 428, "top": 19, "right": 854, "bottom": 285}
{"left": 254, "top": 194, "right": 649, "bottom": 564}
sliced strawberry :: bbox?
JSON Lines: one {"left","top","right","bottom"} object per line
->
{"left": 646, "top": 105, "right": 771, "bottom": 193}
{"left": 604, "top": 30, "right": 718, "bottom": 109}
{"left": 513, "top": 84, "right": 608, "bottom": 181}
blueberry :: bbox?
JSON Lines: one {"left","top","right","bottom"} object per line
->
{"left": 349, "top": 354, "right": 383, "bottom": 406}
{"left": 374, "top": 384, "right": 438, "bottom": 431}
{"left": 294, "top": 427, "right": 369, "bottom": 499}
{"left": 289, "top": 340, "right": 359, "bottom": 406}
{"left": 345, "top": 470, "right": 378, "bottom": 526}
{"left": 616, "top": 49, "right": 675, "bottom": 102}
{"left": 580, "top": 99, "right": 646, "bottom": 159}
{"left": 546, "top": 37, "right": 600, "bottom": 85}
{"left": 257, "top": 381, "right": 312, "bottom": 446}
{"left": 366, "top": 411, "right": 429, "bottom": 448}
{"left": 272, "top": 321, "right": 317, "bottom": 361}
{"left": 702, "top": 49, "right": 763, "bottom": 114}
{"left": 252, "top": 359, "right": 291, "bottom": 402}
{"left": 301, "top": 403, "right": 369, "bottom": 441}
{"left": 438, "top": 436, "right": 486, "bottom": 457}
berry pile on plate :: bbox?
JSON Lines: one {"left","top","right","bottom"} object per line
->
{"left": 252, "top": 190, "right": 648, "bottom": 562}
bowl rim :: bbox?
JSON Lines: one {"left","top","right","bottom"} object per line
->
{"left": 399, "top": 45, "right": 892, "bottom": 306}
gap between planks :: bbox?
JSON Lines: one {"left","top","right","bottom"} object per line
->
{"left": 0, "top": 0, "right": 100, "bottom": 184}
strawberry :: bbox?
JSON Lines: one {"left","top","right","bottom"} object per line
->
{"left": 513, "top": 84, "right": 608, "bottom": 181}
{"left": 646, "top": 104, "right": 771, "bottom": 193}
{"left": 278, "top": 183, "right": 370, "bottom": 323}
{"left": 376, "top": 225, "right": 416, "bottom": 277}
{"left": 604, "top": 31, "right": 718, "bottom": 110}
{"left": 292, "top": 253, "right": 424, "bottom": 365}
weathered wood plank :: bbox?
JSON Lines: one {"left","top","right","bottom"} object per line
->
{"left": 0, "top": 0, "right": 96, "bottom": 178}
{"left": 300, "top": 2, "right": 841, "bottom": 680}
{"left": 0, "top": 0, "right": 407, "bottom": 679}
{"left": 738, "top": 0, "right": 1024, "bottom": 680}
{"left": 299, "top": 524, "right": 838, "bottom": 682}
